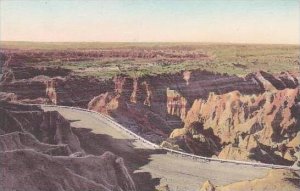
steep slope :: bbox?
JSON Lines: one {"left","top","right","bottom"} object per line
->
{"left": 0, "top": 132, "right": 72, "bottom": 156}
{"left": 0, "top": 150, "right": 135, "bottom": 191}
{"left": 0, "top": 101, "right": 83, "bottom": 153}
{"left": 87, "top": 70, "right": 268, "bottom": 142}
{"left": 0, "top": 102, "right": 136, "bottom": 191}
{"left": 88, "top": 70, "right": 298, "bottom": 150}
{"left": 46, "top": 76, "right": 114, "bottom": 106}
{"left": 1, "top": 56, "right": 299, "bottom": 165}
{"left": 170, "top": 88, "right": 299, "bottom": 165}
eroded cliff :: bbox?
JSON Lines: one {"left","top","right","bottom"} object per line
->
{"left": 1, "top": 56, "right": 299, "bottom": 165}
{"left": 0, "top": 101, "right": 136, "bottom": 191}
{"left": 169, "top": 88, "right": 299, "bottom": 165}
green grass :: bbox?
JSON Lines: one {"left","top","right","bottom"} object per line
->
{"left": 1, "top": 41, "right": 299, "bottom": 78}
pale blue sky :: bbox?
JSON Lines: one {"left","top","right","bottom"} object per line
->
{"left": 0, "top": 0, "right": 299, "bottom": 44}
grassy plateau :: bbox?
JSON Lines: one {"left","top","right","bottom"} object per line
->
{"left": 1, "top": 41, "right": 299, "bottom": 78}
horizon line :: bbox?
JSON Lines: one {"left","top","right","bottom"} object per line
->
{"left": 1, "top": 40, "right": 299, "bottom": 46}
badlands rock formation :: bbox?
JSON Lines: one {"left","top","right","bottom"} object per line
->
{"left": 85, "top": 70, "right": 299, "bottom": 165}
{"left": 199, "top": 169, "right": 300, "bottom": 191}
{"left": 1, "top": 54, "right": 299, "bottom": 165}
{"left": 86, "top": 70, "right": 267, "bottom": 140}
{"left": 171, "top": 87, "right": 299, "bottom": 165}
{"left": 0, "top": 101, "right": 136, "bottom": 191}
{"left": 0, "top": 54, "right": 113, "bottom": 106}
{"left": 45, "top": 76, "right": 113, "bottom": 106}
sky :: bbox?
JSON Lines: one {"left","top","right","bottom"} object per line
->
{"left": 0, "top": 0, "right": 299, "bottom": 44}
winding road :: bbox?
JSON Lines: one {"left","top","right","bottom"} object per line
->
{"left": 42, "top": 105, "right": 282, "bottom": 191}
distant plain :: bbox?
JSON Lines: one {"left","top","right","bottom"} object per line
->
{"left": 1, "top": 41, "right": 299, "bottom": 78}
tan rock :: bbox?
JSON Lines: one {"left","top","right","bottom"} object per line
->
{"left": 169, "top": 128, "right": 188, "bottom": 138}
{"left": 181, "top": 87, "right": 299, "bottom": 163}
{"left": 215, "top": 169, "right": 300, "bottom": 191}
{"left": 199, "top": 180, "right": 215, "bottom": 191}
{"left": 156, "top": 184, "right": 170, "bottom": 191}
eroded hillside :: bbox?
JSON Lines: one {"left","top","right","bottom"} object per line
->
{"left": 0, "top": 44, "right": 299, "bottom": 167}
{"left": 0, "top": 101, "right": 136, "bottom": 191}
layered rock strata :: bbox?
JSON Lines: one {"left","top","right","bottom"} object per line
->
{"left": 169, "top": 88, "right": 299, "bottom": 165}
{"left": 0, "top": 101, "right": 136, "bottom": 191}
{"left": 1, "top": 55, "right": 299, "bottom": 165}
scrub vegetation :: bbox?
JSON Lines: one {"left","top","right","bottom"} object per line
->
{"left": 1, "top": 41, "right": 299, "bottom": 78}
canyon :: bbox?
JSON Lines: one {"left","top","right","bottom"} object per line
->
{"left": 0, "top": 45, "right": 299, "bottom": 190}
{"left": 1, "top": 53, "right": 299, "bottom": 167}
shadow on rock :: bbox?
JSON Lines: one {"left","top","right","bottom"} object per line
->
{"left": 73, "top": 127, "right": 166, "bottom": 191}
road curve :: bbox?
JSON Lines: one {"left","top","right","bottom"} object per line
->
{"left": 43, "top": 105, "right": 271, "bottom": 191}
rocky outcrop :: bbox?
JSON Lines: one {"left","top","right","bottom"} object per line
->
{"left": 0, "top": 55, "right": 71, "bottom": 102}
{"left": 0, "top": 66, "right": 114, "bottom": 106}
{"left": 184, "top": 88, "right": 299, "bottom": 144}
{"left": 87, "top": 70, "right": 270, "bottom": 142}
{"left": 167, "top": 121, "right": 220, "bottom": 156}
{"left": 0, "top": 101, "right": 83, "bottom": 153}
{"left": 167, "top": 88, "right": 188, "bottom": 120}
{"left": 88, "top": 70, "right": 266, "bottom": 110}
{"left": 0, "top": 101, "right": 136, "bottom": 191}
{"left": 199, "top": 169, "right": 300, "bottom": 191}
{"left": 0, "top": 92, "right": 17, "bottom": 102}
{"left": 2, "top": 55, "right": 297, "bottom": 112}
{"left": 0, "top": 64, "right": 71, "bottom": 104}
{"left": 217, "top": 134, "right": 258, "bottom": 161}
{"left": 1, "top": 77, "right": 50, "bottom": 101}
{"left": 199, "top": 180, "right": 215, "bottom": 191}
{"left": 86, "top": 70, "right": 300, "bottom": 161}
{"left": 45, "top": 76, "right": 114, "bottom": 106}
{"left": 1, "top": 66, "right": 71, "bottom": 82}
{"left": 1, "top": 52, "right": 299, "bottom": 166}
{"left": 156, "top": 184, "right": 171, "bottom": 191}
{"left": 247, "top": 71, "right": 299, "bottom": 91}
{"left": 88, "top": 92, "right": 118, "bottom": 114}
{"left": 0, "top": 132, "right": 72, "bottom": 156}
{"left": 0, "top": 150, "right": 136, "bottom": 191}
{"left": 173, "top": 88, "right": 299, "bottom": 164}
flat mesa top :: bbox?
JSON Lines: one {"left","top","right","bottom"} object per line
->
{"left": 1, "top": 42, "right": 299, "bottom": 78}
